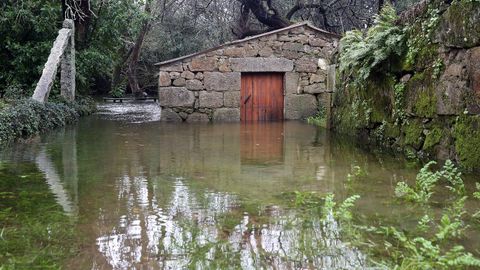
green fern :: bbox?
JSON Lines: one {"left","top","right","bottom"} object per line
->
{"left": 339, "top": 3, "right": 405, "bottom": 85}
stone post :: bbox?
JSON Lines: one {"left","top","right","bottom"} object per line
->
{"left": 61, "top": 19, "right": 75, "bottom": 101}
{"left": 325, "top": 65, "right": 336, "bottom": 130}
{"left": 32, "top": 19, "right": 75, "bottom": 103}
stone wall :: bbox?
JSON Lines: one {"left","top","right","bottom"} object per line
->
{"left": 333, "top": 0, "right": 480, "bottom": 170}
{"left": 157, "top": 24, "right": 338, "bottom": 122}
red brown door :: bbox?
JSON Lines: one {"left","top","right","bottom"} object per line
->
{"left": 241, "top": 73, "right": 284, "bottom": 122}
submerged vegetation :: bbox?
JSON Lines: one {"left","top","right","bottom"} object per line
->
{"left": 291, "top": 160, "right": 480, "bottom": 269}
{"left": 0, "top": 163, "right": 78, "bottom": 269}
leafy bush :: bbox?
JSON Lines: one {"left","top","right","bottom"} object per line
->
{"left": 0, "top": 98, "right": 96, "bottom": 145}
{"left": 338, "top": 3, "right": 405, "bottom": 85}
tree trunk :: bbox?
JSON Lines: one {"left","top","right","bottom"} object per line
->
{"left": 127, "top": 0, "right": 152, "bottom": 95}
{"left": 238, "top": 0, "right": 290, "bottom": 29}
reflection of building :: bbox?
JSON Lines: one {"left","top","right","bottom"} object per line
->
{"left": 152, "top": 122, "right": 335, "bottom": 197}
{"left": 1, "top": 119, "right": 361, "bottom": 269}
{"left": 240, "top": 122, "right": 285, "bottom": 165}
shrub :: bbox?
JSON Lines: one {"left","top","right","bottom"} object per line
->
{"left": 0, "top": 97, "right": 96, "bottom": 145}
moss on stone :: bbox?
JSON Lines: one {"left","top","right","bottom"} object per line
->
{"left": 404, "top": 120, "right": 424, "bottom": 149}
{"left": 385, "top": 121, "right": 401, "bottom": 138}
{"left": 453, "top": 115, "right": 480, "bottom": 170}
{"left": 364, "top": 75, "right": 395, "bottom": 123}
{"left": 415, "top": 88, "right": 437, "bottom": 117}
{"left": 438, "top": 1, "right": 480, "bottom": 48}
{"left": 406, "top": 71, "right": 437, "bottom": 118}
{"left": 415, "top": 44, "right": 439, "bottom": 71}
{"left": 423, "top": 126, "right": 442, "bottom": 151}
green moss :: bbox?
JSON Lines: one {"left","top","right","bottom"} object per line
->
{"left": 385, "top": 121, "right": 401, "bottom": 138}
{"left": 415, "top": 44, "right": 439, "bottom": 71}
{"left": 406, "top": 71, "right": 437, "bottom": 118}
{"left": 423, "top": 127, "right": 442, "bottom": 151}
{"left": 454, "top": 115, "right": 480, "bottom": 170}
{"left": 404, "top": 120, "right": 424, "bottom": 148}
{"left": 440, "top": 1, "right": 480, "bottom": 48}
{"left": 365, "top": 75, "right": 395, "bottom": 123}
{"left": 415, "top": 88, "right": 437, "bottom": 117}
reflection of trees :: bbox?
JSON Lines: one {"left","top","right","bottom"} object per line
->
{"left": 95, "top": 176, "right": 366, "bottom": 269}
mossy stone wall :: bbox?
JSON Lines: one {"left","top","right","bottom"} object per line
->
{"left": 333, "top": 0, "right": 480, "bottom": 170}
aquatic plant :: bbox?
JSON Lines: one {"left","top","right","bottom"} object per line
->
{"left": 347, "top": 164, "right": 367, "bottom": 182}
{"left": 374, "top": 192, "right": 480, "bottom": 270}
{"left": 293, "top": 191, "right": 360, "bottom": 223}
{"left": 375, "top": 159, "right": 480, "bottom": 269}
{"left": 394, "top": 160, "right": 465, "bottom": 203}
{"left": 474, "top": 183, "right": 480, "bottom": 220}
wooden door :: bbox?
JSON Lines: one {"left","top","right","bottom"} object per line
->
{"left": 241, "top": 73, "right": 284, "bottom": 122}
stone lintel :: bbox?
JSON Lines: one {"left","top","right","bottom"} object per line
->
{"left": 230, "top": 57, "right": 294, "bottom": 72}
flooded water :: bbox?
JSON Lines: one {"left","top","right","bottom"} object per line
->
{"left": 1, "top": 102, "right": 479, "bottom": 269}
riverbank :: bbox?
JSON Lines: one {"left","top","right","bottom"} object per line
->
{"left": 0, "top": 97, "right": 96, "bottom": 146}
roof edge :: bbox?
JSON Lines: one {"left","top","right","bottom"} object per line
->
{"left": 155, "top": 22, "right": 340, "bottom": 67}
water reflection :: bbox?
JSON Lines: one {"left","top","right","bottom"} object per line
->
{"left": 0, "top": 128, "right": 78, "bottom": 215}
{"left": 0, "top": 116, "right": 424, "bottom": 269}
{"left": 94, "top": 175, "right": 366, "bottom": 270}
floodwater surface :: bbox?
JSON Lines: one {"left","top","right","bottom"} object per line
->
{"left": 0, "top": 102, "right": 479, "bottom": 269}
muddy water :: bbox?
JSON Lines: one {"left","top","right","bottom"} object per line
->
{"left": 0, "top": 103, "right": 478, "bottom": 269}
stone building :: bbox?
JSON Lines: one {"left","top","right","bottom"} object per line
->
{"left": 156, "top": 22, "right": 339, "bottom": 122}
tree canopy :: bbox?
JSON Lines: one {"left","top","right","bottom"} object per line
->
{"left": 0, "top": 0, "right": 420, "bottom": 98}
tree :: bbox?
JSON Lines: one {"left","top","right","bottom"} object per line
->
{"left": 127, "top": 0, "right": 153, "bottom": 96}
{"left": 232, "top": 0, "right": 383, "bottom": 38}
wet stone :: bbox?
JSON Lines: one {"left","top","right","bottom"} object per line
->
{"left": 224, "top": 91, "right": 240, "bottom": 108}
{"left": 173, "top": 78, "right": 186, "bottom": 86}
{"left": 160, "top": 108, "right": 182, "bottom": 122}
{"left": 186, "top": 112, "right": 210, "bottom": 122}
{"left": 190, "top": 57, "right": 216, "bottom": 71}
{"left": 186, "top": 79, "right": 203, "bottom": 91}
{"left": 204, "top": 72, "right": 241, "bottom": 91}
{"left": 213, "top": 108, "right": 240, "bottom": 122}
{"left": 158, "top": 71, "right": 171, "bottom": 87}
